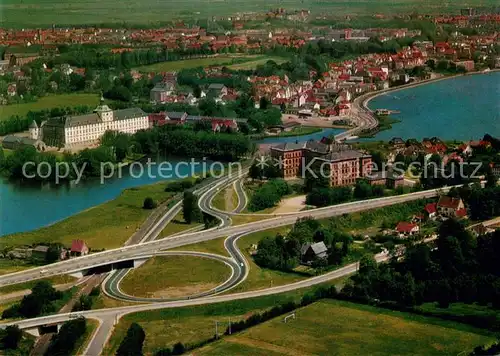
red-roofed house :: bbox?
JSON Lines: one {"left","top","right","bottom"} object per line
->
{"left": 396, "top": 222, "right": 420, "bottom": 237}
{"left": 424, "top": 203, "right": 437, "bottom": 220}
{"left": 437, "top": 196, "right": 465, "bottom": 218}
{"left": 71, "top": 239, "right": 89, "bottom": 257}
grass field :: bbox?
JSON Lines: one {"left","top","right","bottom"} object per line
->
{"left": 0, "top": 94, "right": 100, "bottom": 120}
{"left": 1, "top": 0, "right": 497, "bottom": 28}
{"left": 120, "top": 255, "right": 231, "bottom": 298}
{"left": 199, "top": 299, "right": 496, "bottom": 355}
{"left": 103, "top": 284, "right": 335, "bottom": 355}
{"left": 0, "top": 180, "right": 175, "bottom": 250}
{"left": 134, "top": 55, "right": 278, "bottom": 72}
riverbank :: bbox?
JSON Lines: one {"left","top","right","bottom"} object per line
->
{"left": 0, "top": 177, "right": 193, "bottom": 250}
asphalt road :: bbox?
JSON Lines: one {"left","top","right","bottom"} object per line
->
{"left": 102, "top": 240, "right": 248, "bottom": 303}
{"left": 0, "top": 183, "right": 460, "bottom": 288}
{"left": 233, "top": 178, "right": 248, "bottom": 213}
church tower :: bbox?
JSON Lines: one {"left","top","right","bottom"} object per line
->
{"left": 94, "top": 95, "right": 113, "bottom": 122}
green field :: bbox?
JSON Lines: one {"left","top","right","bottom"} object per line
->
{"left": 1, "top": 0, "right": 497, "bottom": 28}
{"left": 0, "top": 94, "right": 100, "bottom": 120}
{"left": 103, "top": 284, "right": 335, "bottom": 355}
{"left": 120, "top": 255, "right": 231, "bottom": 298}
{"left": 199, "top": 299, "right": 496, "bottom": 355}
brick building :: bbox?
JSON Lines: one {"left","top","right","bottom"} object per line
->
{"left": 270, "top": 140, "right": 372, "bottom": 186}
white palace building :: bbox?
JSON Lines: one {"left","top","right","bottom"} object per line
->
{"left": 29, "top": 100, "right": 149, "bottom": 147}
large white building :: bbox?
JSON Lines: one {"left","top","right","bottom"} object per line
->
{"left": 30, "top": 101, "right": 149, "bottom": 147}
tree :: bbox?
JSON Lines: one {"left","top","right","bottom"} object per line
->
{"left": 116, "top": 323, "right": 145, "bottom": 356}
{"left": 182, "top": 191, "right": 201, "bottom": 224}
{"left": 259, "top": 96, "right": 270, "bottom": 110}
{"left": 2, "top": 325, "right": 22, "bottom": 349}
{"left": 45, "top": 317, "right": 87, "bottom": 356}
{"left": 143, "top": 197, "right": 157, "bottom": 210}
{"left": 46, "top": 244, "right": 63, "bottom": 263}
{"left": 172, "top": 342, "right": 186, "bottom": 355}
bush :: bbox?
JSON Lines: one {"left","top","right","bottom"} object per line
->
{"left": 248, "top": 179, "right": 290, "bottom": 211}
{"left": 143, "top": 197, "right": 157, "bottom": 209}
{"left": 1, "top": 325, "right": 22, "bottom": 350}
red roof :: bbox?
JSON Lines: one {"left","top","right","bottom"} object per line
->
{"left": 396, "top": 222, "right": 418, "bottom": 233}
{"left": 437, "top": 196, "right": 463, "bottom": 209}
{"left": 424, "top": 203, "right": 437, "bottom": 214}
{"left": 456, "top": 208, "right": 467, "bottom": 218}
{"left": 71, "top": 239, "right": 87, "bottom": 253}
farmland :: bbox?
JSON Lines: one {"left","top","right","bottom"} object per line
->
{"left": 2, "top": 0, "right": 498, "bottom": 28}
{"left": 198, "top": 299, "right": 496, "bottom": 355}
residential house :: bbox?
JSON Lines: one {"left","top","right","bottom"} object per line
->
{"left": 1, "top": 135, "right": 46, "bottom": 151}
{"left": 396, "top": 222, "right": 420, "bottom": 237}
{"left": 32, "top": 245, "right": 49, "bottom": 260}
{"left": 301, "top": 242, "right": 328, "bottom": 263}
{"left": 470, "top": 223, "right": 495, "bottom": 237}
{"left": 424, "top": 202, "right": 437, "bottom": 220}
{"left": 70, "top": 239, "right": 89, "bottom": 256}
{"left": 207, "top": 84, "right": 228, "bottom": 98}
{"left": 150, "top": 82, "right": 175, "bottom": 103}
{"left": 437, "top": 196, "right": 467, "bottom": 218}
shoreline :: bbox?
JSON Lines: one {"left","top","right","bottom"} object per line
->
{"left": 346, "top": 69, "right": 500, "bottom": 140}
{"left": 363, "top": 69, "right": 500, "bottom": 111}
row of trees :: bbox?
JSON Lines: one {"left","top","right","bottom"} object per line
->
{"left": 248, "top": 179, "right": 291, "bottom": 211}
{"left": 305, "top": 180, "right": 386, "bottom": 208}
{"left": 342, "top": 219, "right": 500, "bottom": 309}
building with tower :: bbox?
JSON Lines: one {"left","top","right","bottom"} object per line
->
{"left": 30, "top": 99, "right": 149, "bottom": 148}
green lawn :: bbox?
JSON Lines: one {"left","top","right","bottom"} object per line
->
{"left": 103, "top": 284, "right": 334, "bottom": 355}
{"left": 134, "top": 55, "right": 262, "bottom": 72}
{"left": 0, "top": 180, "right": 176, "bottom": 250}
{"left": 120, "top": 255, "right": 231, "bottom": 298}
{"left": 0, "top": 94, "right": 100, "bottom": 120}
{"left": 199, "top": 299, "right": 496, "bottom": 355}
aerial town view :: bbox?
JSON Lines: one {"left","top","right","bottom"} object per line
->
{"left": 0, "top": 0, "right": 500, "bottom": 355}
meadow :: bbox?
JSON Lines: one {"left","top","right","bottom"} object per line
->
{"left": 199, "top": 299, "right": 496, "bottom": 355}
{"left": 1, "top": 94, "right": 100, "bottom": 120}
{"left": 120, "top": 255, "right": 231, "bottom": 298}
{"left": 1, "top": 0, "right": 498, "bottom": 28}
